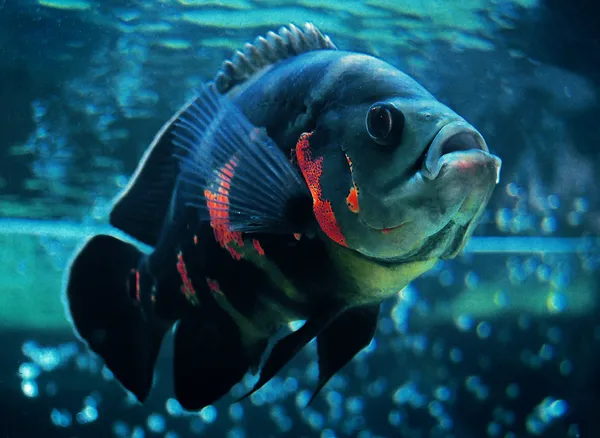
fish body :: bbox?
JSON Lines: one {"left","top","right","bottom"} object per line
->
{"left": 64, "top": 23, "right": 501, "bottom": 410}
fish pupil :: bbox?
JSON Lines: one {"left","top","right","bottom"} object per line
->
{"left": 366, "top": 102, "right": 405, "bottom": 146}
{"left": 368, "top": 106, "right": 392, "bottom": 138}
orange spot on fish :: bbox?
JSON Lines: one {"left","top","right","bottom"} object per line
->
{"left": 204, "top": 156, "right": 244, "bottom": 260}
{"left": 252, "top": 239, "right": 265, "bottom": 256}
{"left": 346, "top": 184, "right": 359, "bottom": 213}
{"left": 457, "top": 159, "right": 476, "bottom": 172}
{"left": 128, "top": 268, "right": 141, "bottom": 304}
{"left": 206, "top": 278, "right": 223, "bottom": 296}
{"left": 344, "top": 153, "right": 360, "bottom": 214}
{"left": 381, "top": 223, "right": 405, "bottom": 234}
{"left": 293, "top": 233, "right": 302, "bottom": 241}
{"left": 295, "top": 132, "right": 347, "bottom": 247}
{"left": 135, "top": 270, "right": 140, "bottom": 302}
{"left": 193, "top": 235, "right": 198, "bottom": 245}
{"left": 176, "top": 251, "right": 199, "bottom": 305}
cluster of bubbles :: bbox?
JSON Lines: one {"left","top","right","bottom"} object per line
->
{"left": 19, "top": 341, "right": 79, "bottom": 425}
{"left": 490, "top": 182, "right": 599, "bottom": 299}
{"left": 495, "top": 183, "right": 593, "bottom": 239}
{"left": 526, "top": 397, "right": 570, "bottom": 436}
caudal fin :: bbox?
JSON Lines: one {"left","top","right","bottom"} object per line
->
{"left": 65, "top": 234, "right": 167, "bottom": 403}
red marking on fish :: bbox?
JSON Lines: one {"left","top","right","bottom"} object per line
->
{"left": 344, "top": 153, "right": 360, "bottom": 214}
{"left": 206, "top": 278, "right": 223, "bottom": 296}
{"left": 346, "top": 185, "right": 359, "bottom": 213}
{"left": 204, "top": 156, "right": 244, "bottom": 260}
{"left": 295, "top": 132, "right": 347, "bottom": 247}
{"left": 293, "top": 233, "right": 302, "bottom": 241}
{"left": 252, "top": 239, "right": 265, "bottom": 256}
{"left": 128, "top": 268, "right": 141, "bottom": 304}
{"left": 176, "top": 251, "right": 199, "bottom": 305}
{"left": 381, "top": 223, "right": 405, "bottom": 234}
{"left": 193, "top": 235, "right": 198, "bottom": 245}
{"left": 135, "top": 270, "right": 141, "bottom": 303}
{"left": 456, "top": 159, "right": 477, "bottom": 172}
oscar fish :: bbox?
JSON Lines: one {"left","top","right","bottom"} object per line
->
{"left": 64, "top": 23, "right": 502, "bottom": 411}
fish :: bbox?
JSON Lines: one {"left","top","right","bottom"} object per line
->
{"left": 64, "top": 22, "right": 502, "bottom": 411}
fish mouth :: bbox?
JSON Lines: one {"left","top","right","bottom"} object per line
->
{"left": 420, "top": 121, "right": 492, "bottom": 181}
{"left": 355, "top": 121, "right": 501, "bottom": 262}
{"left": 365, "top": 221, "right": 409, "bottom": 233}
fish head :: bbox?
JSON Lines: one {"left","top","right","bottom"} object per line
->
{"left": 298, "top": 53, "right": 502, "bottom": 262}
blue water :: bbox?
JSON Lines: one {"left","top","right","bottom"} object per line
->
{"left": 0, "top": 1, "right": 599, "bottom": 437}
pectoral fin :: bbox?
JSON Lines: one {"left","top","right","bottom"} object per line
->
{"left": 172, "top": 83, "right": 312, "bottom": 235}
{"left": 237, "top": 307, "right": 343, "bottom": 401}
{"left": 308, "top": 303, "right": 380, "bottom": 405}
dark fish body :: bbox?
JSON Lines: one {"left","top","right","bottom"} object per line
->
{"left": 65, "top": 23, "right": 501, "bottom": 411}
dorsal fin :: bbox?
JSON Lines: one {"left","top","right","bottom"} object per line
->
{"left": 214, "top": 22, "right": 337, "bottom": 94}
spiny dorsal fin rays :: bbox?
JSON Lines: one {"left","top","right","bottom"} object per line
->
{"left": 214, "top": 23, "right": 337, "bottom": 95}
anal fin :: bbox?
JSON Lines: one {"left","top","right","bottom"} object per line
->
{"left": 308, "top": 303, "right": 380, "bottom": 405}
{"left": 173, "top": 305, "right": 260, "bottom": 411}
{"left": 237, "top": 307, "right": 343, "bottom": 402}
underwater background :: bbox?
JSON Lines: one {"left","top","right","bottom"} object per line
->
{"left": 0, "top": 0, "right": 599, "bottom": 437}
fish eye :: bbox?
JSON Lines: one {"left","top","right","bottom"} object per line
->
{"left": 365, "top": 102, "right": 405, "bottom": 146}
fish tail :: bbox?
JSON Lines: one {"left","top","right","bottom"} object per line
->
{"left": 64, "top": 234, "right": 167, "bottom": 403}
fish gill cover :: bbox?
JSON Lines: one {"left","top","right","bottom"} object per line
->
{"left": 0, "top": 1, "right": 599, "bottom": 438}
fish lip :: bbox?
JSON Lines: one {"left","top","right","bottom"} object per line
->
{"left": 365, "top": 221, "right": 408, "bottom": 233}
{"left": 421, "top": 121, "right": 489, "bottom": 181}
